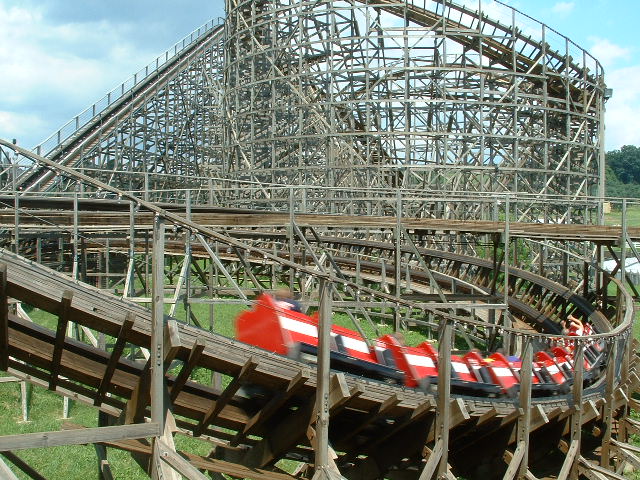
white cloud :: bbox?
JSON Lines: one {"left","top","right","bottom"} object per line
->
{"left": 0, "top": 3, "right": 156, "bottom": 148}
{"left": 604, "top": 65, "right": 640, "bottom": 150}
{"left": 589, "top": 37, "right": 631, "bottom": 69}
{"left": 551, "top": 2, "right": 575, "bottom": 15}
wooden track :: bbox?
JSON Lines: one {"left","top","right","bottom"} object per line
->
{"left": 1, "top": 246, "right": 638, "bottom": 479}
{"left": 1, "top": 195, "right": 638, "bottom": 243}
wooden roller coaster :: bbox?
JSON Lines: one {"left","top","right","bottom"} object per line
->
{"left": 0, "top": 141, "right": 639, "bottom": 480}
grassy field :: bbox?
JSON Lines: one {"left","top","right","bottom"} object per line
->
{"left": 604, "top": 203, "right": 640, "bottom": 227}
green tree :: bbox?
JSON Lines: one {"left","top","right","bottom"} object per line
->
{"left": 607, "top": 145, "right": 640, "bottom": 184}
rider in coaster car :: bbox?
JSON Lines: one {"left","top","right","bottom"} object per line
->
{"left": 273, "top": 287, "right": 303, "bottom": 313}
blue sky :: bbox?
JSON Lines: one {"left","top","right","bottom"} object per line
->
{"left": 0, "top": 0, "right": 637, "bottom": 151}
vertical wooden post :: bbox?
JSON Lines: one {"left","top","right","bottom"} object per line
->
{"left": 0, "top": 264, "right": 8, "bottom": 372}
{"left": 289, "top": 187, "right": 296, "bottom": 289}
{"left": 151, "top": 215, "right": 166, "bottom": 433}
{"left": 620, "top": 199, "right": 628, "bottom": 288}
{"left": 184, "top": 190, "right": 192, "bottom": 323}
{"left": 568, "top": 342, "right": 584, "bottom": 480}
{"left": 436, "top": 320, "right": 453, "bottom": 479}
{"left": 13, "top": 190, "right": 19, "bottom": 255}
{"left": 601, "top": 339, "right": 618, "bottom": 467}
{"left": 394, "top": 190, "right": 402, "bottom": 332}
{"left": 517, "top": 338, "right": 533, "bottom": 479}
{"left": 315, "top": 278, "right": 332, "bottom": 476}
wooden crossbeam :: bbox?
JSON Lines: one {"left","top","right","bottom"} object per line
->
{"left": 169, "top": 338, "right": 205, "bottom": 403}
{"left": 195, "top": 357, "right": 258, "bottom": 437}
{"left": 242, "top": 395, "right": 316, "bottom": 469}
{"left": 49, "top": 290, "right": 73, "bottom": 391}
{"left": 610, "top": 439, "right": 640, "bottom": 469}
{"left": 578, "top": 456, "right": 626, "bottom": 480}
{"left": 0, "top": 423, "right": 160, "bottom": 451}
{"left": 125, "top": 361, "right": 152, "bottom": 425}
{"left": 362, "top": 400, "right": 433, "bottom": 453}
{"left": 0, "top": 456, "right": 19, "bottom": 480}
{"left": 503, "top": 448, "right": 538, "bottom": 480}
{"left": 557, "top": 439, "right": 579, "bottom": 480}
{"left": 0, "top": 264, "right": 7, "bottom": 371}
{"left": 157, "top": 439, "right": 209, "bottom": 480}
{"left": 241, "top": 373, "right": 352, "bottom": 471}
{"left": 65, "top": 424, "right": 298, "bottom": 480}
{"left": 94, "top": 313, "right": 135, "bottom": 407}
{"left": 340, "top": 393, "right": 402, "bottom": 444}
{"left": 502, "top": 441, "right": 526, "bottom": 480}
{"left": 231, "top": 368, "right": 309, "bottom": 446}
{"left": 0, "top": 451, "right": 46, "bottom": 480}
{"left": 126, "top": 321, "right": 182, "bottom": 424}
{"left": 418, "top": 438, "right": 443, "bottom": 480}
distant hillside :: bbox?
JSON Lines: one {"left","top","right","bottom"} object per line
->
{"left": 606, "top": 145, "right": 640, "bottom": 199}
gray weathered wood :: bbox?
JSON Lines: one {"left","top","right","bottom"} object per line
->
{"left": 49, "top": 290, "right": 73, "bottom": 390}
{"left": 0, "top": 264, "right": 7, "bottom": 371}
{"left": 0, "top": 423, "right": 160, "bottom": 451}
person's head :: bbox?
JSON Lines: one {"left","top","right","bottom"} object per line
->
{"left": 274, "top": 287, "right": 293, "bottom": 300}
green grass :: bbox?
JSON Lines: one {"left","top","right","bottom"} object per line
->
{"left": 604, "top": 204, "right": 640, "bottom": 227}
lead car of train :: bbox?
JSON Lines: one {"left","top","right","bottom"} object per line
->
{"left": 236, "top": 294, "right": 605, "bottom": 398}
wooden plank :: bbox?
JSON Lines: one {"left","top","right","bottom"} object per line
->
{"left": 169, "top": 338, "right": 205, "bottom": 403}
{"left": 418, "top": 438, "right": 443, "bottom": 480}
{"left": 157, "top": 439, "right": 209, "bottom": 480}
{"left": 94, "top": 313, "right": 135, "bottom": 407}
{"left": 0, "top": 455, "right": 19, "bottom": 480}
{"left": 0, "top": 264, "right": 7, "bottom": 371}
{"left": 557, "top": 439, "right": 579, "bottom": 480}
{"left": 0, "top": 423, "right": 160, "bottom": 451}
{"left": 0, "top": 451, "right": 46, "bottom": 480}
{"left": 578, "top": 456, "right": 626, "bottom": 480}
{"left": 125, "top": 361, "right": 152, "bottom": 425}
{"left": 163, "top": 320, "right": 182, "bottom": 373}
{"left": 502, "top": 441, "right": 526, "bottom": 480}
{"left": 232, "top": 368, "right": 309, "bottom": 446}
{"left": 242, "top": 395, "right": 315, "bottom": 468}
{"left": 49, "top": 290, "right": 73, "bottom": 390}
{"left": 340, "top": 393, "right": 402, "bottom": 444}
{"left": 195, "top": 357, "right": 258, "bottom": 436}
{"left": 503, "top": 449, "right": 538, "bottom": 480}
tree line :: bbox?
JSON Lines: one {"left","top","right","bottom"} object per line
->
{"left": 606, "top": 145, "right": 640, "bottom": 198}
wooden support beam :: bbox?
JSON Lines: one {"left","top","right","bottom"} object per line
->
{"left": 126, "top": 322, "right": 181, "bottom": 424}
{"left": 610, "top": 440, "right": 640, "bottom": 469}
{"left": 68, "top": 426, "right": 298, "bottom": 480}
{"left": 94, "top": 313, "right": 135, "bottom": 407}
{"left": 49, "top": 290, "right": 73, "bottom": 391}
{"left": 169, "top": 339, "right": 205, "bottom": 403}
{"left": 358, "top": 400, "right": 433, "bottom": 455}
{"left": 163, "top": 320, "right": 182, "bottom": 373}
{"left": 0, "top": 451, "right": 46, "bottom": 480}
{"left": 125, "top": 361, "right": 152, "bottom": 425}
{"left": 502, "top": 449, "right": 538, "bottom": 480}
{"left": 0, "top": 423, "right": 160, "bottom": 451}
{"left": 157, "top": 439, "right": 209, "bottom": 480}
{"left": 232, "top": 368, "right": 309, "bottom": 446}
{"left": 340, "top": 393, "right": 402, "bottom": 444}
{"left": 476, "top": 407, "right": 499, "bottom": 427}
{"left": 242, "top": 395, "right": 316, "bottom": 469}
{"left": 94, "top": 442, "right": 115, "bottom": 480}
{"left": 0, "top": 456, "right": 19, "bottom": 480}
{"left": 0, "top": 264, "right": 8, "bottom": 371}
{"left": 418, "top": 438, "right": 443, "bottom": 480}
{"left": 578, "top": 456, "right": 626, "bottom": 480}
{"left": 557, "top": 439, "right": 579, "bottom": 480}
{"left": 502, "top": 441, "right": 526, "bottom": 480}
{"left": 195, "top": 357, "right": 258, "bottom": 437}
